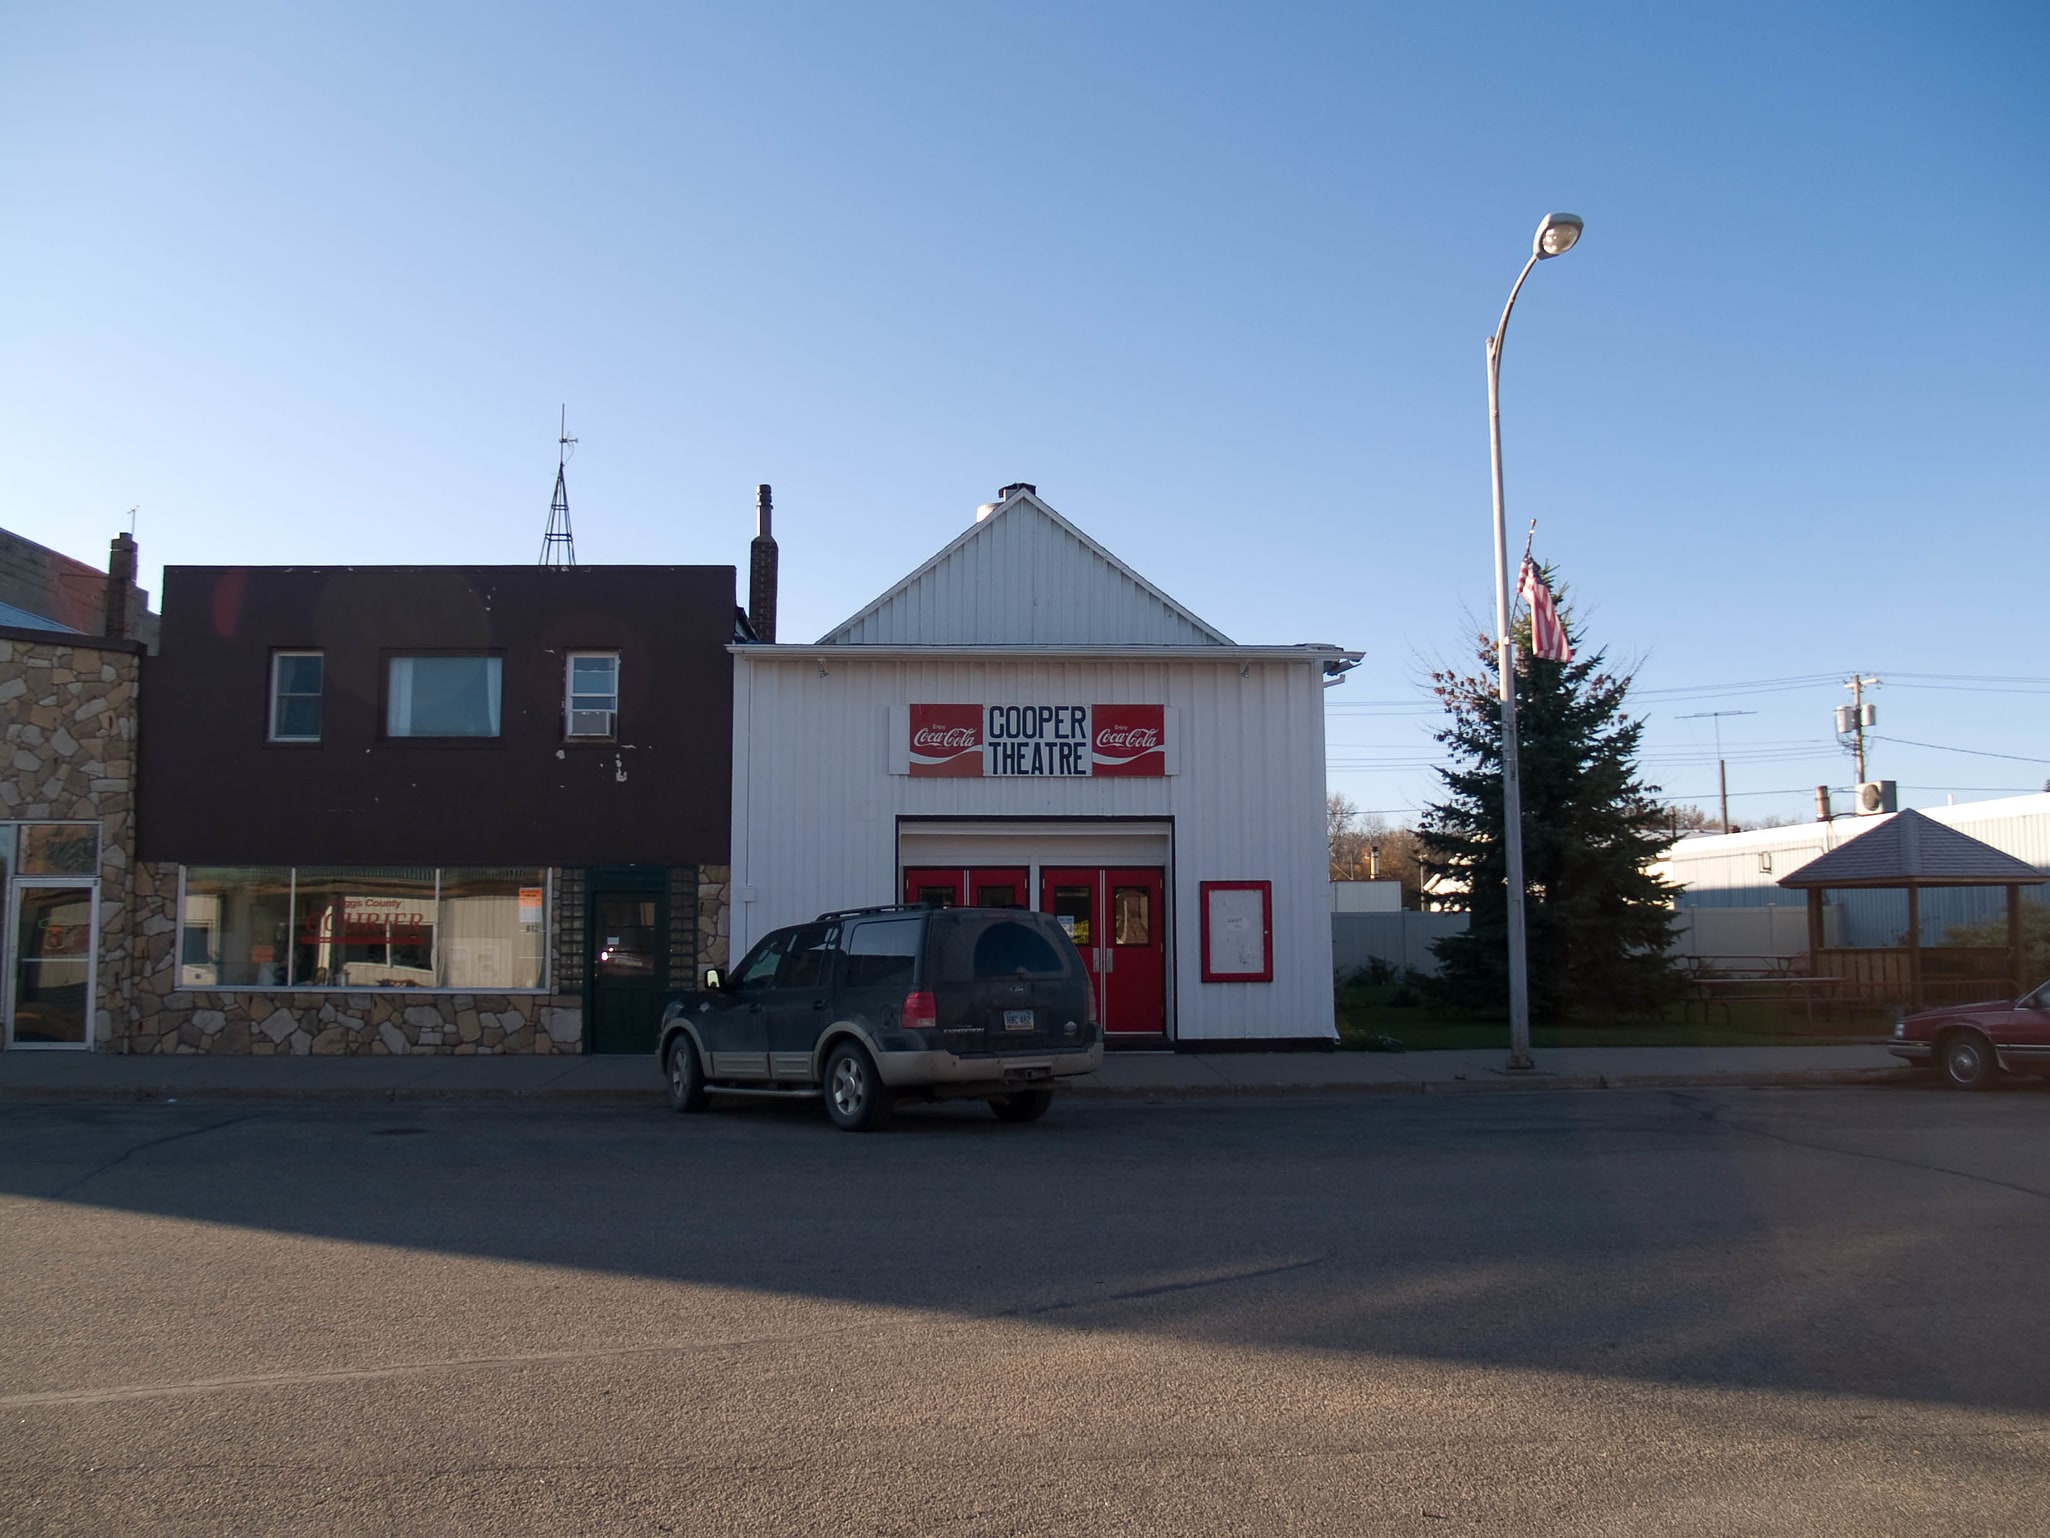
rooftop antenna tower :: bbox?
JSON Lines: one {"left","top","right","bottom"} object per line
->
{"left": 539, "top": 406, "right": 578, "bottom": 569}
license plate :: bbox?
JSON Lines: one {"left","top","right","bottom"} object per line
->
{"left": 1003, "top": 1009, "right": 1035, "bottom": 1032}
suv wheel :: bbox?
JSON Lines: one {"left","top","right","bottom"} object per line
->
{"left": 1941, "top": 1031, "right": 1999, "bottom": 1091}
{"left": 823, "top": 1041, "right": 893, "bottom": 1131}
{"left": 989, "top": 1089, "right": 1055, "bottom": 1124}
{"left": 665, "top": 1034, "right": 709, "bottom": 1113}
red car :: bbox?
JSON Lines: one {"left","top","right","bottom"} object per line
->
{"left": 1891, "top": 978, "right": 2050, "bottom": 1089}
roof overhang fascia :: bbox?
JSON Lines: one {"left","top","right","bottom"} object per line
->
{"left": 731, "top": 643, "right": 1361, "bottom": 666}
{"left": 1776, "top": 874, "right": 2042, "bottom": 891}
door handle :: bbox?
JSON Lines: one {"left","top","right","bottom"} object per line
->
{"left": 748, "top": 1003, "right": 763, "bottom": 1014}
{"left": 811, "top": 999, "right": 827, "bottom": 1010}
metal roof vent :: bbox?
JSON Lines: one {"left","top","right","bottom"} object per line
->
{"left": 976, "top": 482, "right": 1036, "bottom": 522}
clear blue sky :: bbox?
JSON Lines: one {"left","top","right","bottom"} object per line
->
{"left": 5, "top": 1, "right": 2045, "bottom": 828}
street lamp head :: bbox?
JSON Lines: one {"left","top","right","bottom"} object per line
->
{"left": 1533, "top": 212, "right": 1584, "bottom": 259}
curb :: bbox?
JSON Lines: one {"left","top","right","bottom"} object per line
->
{"left": 0, "top": 1066, "right": 1916, "bottom": 1106}
{"left": 1064, "top": 1067, "right": 1912, "bottom": 1100}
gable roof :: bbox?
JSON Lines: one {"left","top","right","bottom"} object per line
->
{"left": 1777, "top": 809, "right": 2046, "bottom": 889}
{"left": 818, "top": 487, "right": 1234, "bottom": 647}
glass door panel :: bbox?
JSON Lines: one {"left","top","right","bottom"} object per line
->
{"left": 903, "top": 867, "right": 965, "bottom": 908}
{"left": 1039, "top": 868, "right": 1104, "bottom": 1028}
{"left": 13, "top": 886, "right": 94, "bottom": 1046}
{"left": 968, "top": 866, "right": 1029, "bottom": 909}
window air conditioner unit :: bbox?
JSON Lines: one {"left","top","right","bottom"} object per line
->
{"left": 568, "top": 709, "right": 615, "bottom": 739}
{"left": 1854, "top": 780, "right": 1897, "bottom": 816}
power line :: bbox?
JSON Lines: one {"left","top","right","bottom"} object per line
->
{"left": 1869, "top": 734, "right": 2050, "bottom": 765}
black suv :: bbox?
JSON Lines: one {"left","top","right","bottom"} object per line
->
{"left": 655, "top": 905, "right": 1103, "bottom": 1130}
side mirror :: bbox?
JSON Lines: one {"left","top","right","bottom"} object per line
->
{"left": 702, "top": 967, "right": 723, "bottom": 992}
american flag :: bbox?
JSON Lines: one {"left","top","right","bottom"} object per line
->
{"left": 1518, "top": 558, "right": 1573, "bottom": 663}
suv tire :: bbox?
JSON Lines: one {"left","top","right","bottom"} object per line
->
{"left": 665, "top": 1034, "right": 709, "bottom": 1113}
{"left": 989, "top": 1089, "right": 1055, "bottom": 1123}
{"left": 824, "top": 1040, "right": 894, "bottom": 1132}
{"left": 1941, "top": 1030, "right": 1999, "bottom": 1091}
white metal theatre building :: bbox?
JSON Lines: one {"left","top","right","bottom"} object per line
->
{"left": 728, "top": 483, "right": 1360, "bottom": 1046}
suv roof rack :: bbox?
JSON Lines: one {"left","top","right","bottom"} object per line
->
{"left": 814, "top": 903, "right": 932, "bottom": 922}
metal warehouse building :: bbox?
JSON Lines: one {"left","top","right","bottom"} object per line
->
{"left": 1655, "top": 792, "right": 2050, "bottom": 947}
{"left": 727, "top": 484, "right": 1359, "bottom": 1046}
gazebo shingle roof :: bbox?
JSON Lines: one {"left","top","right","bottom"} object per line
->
{"left": 1776, "top": 809, "right": 2044, "bottom": 890}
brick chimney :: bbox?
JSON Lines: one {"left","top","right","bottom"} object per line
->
{"left": 748, "top": 484, "right": 778, "bottom": 643}
{"left": 103, "top": 532, "right": 139, "bottom": 641}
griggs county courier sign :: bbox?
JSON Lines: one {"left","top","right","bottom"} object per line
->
{"left": 903, "top": 703, "right": 1170, "bottom": 778}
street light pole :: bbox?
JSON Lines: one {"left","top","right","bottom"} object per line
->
{"left": 1486, "top": 211, "right": 1583, "bottom": 1073}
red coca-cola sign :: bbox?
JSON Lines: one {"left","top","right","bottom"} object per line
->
{"left": 908, "top": 703, "right": 985, "bottom": 777}
{"left": 904, "top": 703, "right": 1170, "bottom": 777}
{"left": 1090, "top": 704, "right": 1167, "bottom": 776}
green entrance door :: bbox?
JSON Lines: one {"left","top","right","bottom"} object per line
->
{"left": 586, "top": 871, "right": 669, "bottom": 1054}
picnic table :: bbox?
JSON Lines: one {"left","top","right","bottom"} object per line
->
{"left": 1679, "top": 956, "right": 1842, "bottom": 1027}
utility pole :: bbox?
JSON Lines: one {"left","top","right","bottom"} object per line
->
{"left": 1837, "top": 675, "right": 1880, "bottom": 783}
{"left": 1678, "top": 710, "right": 1755, "bottom": 833}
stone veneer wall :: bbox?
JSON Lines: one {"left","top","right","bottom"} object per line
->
{"left": 0, "top": 635, "right": 141, "bottom": 1049}
{"left": 667, "top": 862, "right": 731, "bottom": 985}
{"left": 123, "top": 865, "right": 586, "bottom": 1055}
{"left": 695, "top": 863, "right": 730, "bottom": 976}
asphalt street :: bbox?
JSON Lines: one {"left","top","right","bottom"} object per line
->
{"left": 3, "top": 1083, "right": 2049, "bottom": 1535}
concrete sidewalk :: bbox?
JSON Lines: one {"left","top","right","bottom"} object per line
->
{"left": 0, "top": 1042, "right": 1909, "bottom": 1104}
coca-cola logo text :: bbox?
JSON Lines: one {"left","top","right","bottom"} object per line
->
{"left": 1095, "top": 725, "right": 1161, "bottom": 751}
{"left": 912, "top": 725, "right": 980, "bottom": 750}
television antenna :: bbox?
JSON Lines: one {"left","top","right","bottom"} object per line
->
{"left": 539, "top": 406, "right": 578, "bottom": 569}
{"left": 1678, "top": 709, "right": 1756, "bottom": 832}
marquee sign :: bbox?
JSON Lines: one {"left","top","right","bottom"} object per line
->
{"left": 901, "top": 704, "right": 1172, "bottom": 778}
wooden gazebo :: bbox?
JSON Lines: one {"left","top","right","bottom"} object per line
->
{"left": 1776, "top": 810, "right": 2044, "bottom": 1008}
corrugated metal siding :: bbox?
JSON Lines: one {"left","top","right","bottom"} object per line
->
{"left": 1656, "top": 795, "right": 2050, "bottom": 945}
{"left": 821, "top": 501, "right": 1224, "bottom": 647}
{"left": 731, "top": 653, "right": 1334, "bottom": 1040}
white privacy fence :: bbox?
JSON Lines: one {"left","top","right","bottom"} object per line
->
{"left": 1331, "top": 912, "right": 1470, "bottom": 976}
{"left": 1332, "top": 904, "right": 1850, "bottom": 978}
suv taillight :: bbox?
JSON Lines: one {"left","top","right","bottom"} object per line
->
{"left": 1083, "top": 982, "right": 1098, "bottom": 1028}
{"left": 903, "top": 990, "right": 938, "bottom": 1031}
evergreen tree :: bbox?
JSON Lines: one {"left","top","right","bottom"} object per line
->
{"left": 1419, "top": 572, "right": 1683, "bottom": 1021}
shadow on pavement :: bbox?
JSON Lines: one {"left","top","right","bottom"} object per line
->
{"left": 4, "top": 1085, "right": 2049, "bottom": 1414}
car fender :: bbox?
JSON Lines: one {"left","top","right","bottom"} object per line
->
{"left": 656, "top": 1010, "right": 711, "bottom": 1075}
{"left": 813, "top": 1018, "right": 887, "bottom": 1079}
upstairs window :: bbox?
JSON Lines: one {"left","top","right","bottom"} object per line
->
{"left": 387, "top": 655, "right": 502, "bottom": 738}
{"left": 270, "top": 652, "right": 324, "bottom": 742}
{"left": 565, "top": 652, "right": 619, "bottom": 740}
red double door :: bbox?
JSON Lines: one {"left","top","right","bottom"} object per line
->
{"left": 901, "top": 865, "right": 1166, "bottom": 1037}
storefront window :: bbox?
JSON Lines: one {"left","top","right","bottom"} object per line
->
{"left": 439, "top": 868, "right": 547, "bottom": 989}
{"left": 182, "top": 868, "right": 294, "bottom": 987}
{"left": 294, "top": 868, "right": 437, "bottom": 988}
{"left": 176, "top": 867, "right": 546, "bottom": 990}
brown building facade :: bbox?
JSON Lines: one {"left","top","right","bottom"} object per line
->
{"left": 123, "top": 564, "right": 742, "bottom": 1056}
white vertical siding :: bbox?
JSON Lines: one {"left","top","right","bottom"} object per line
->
{"left": 821, "top": 497, "right": 1228, "bottom": 647}
{"left": 730, "top": 653, "right": 1335, "bottom": 1040}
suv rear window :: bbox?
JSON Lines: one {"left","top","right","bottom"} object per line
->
{"left": 841, "top": 917, "right": 921, "bottom": 991}
{"left": 928, "top": 914, "right": 1072, "bottom": 981}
